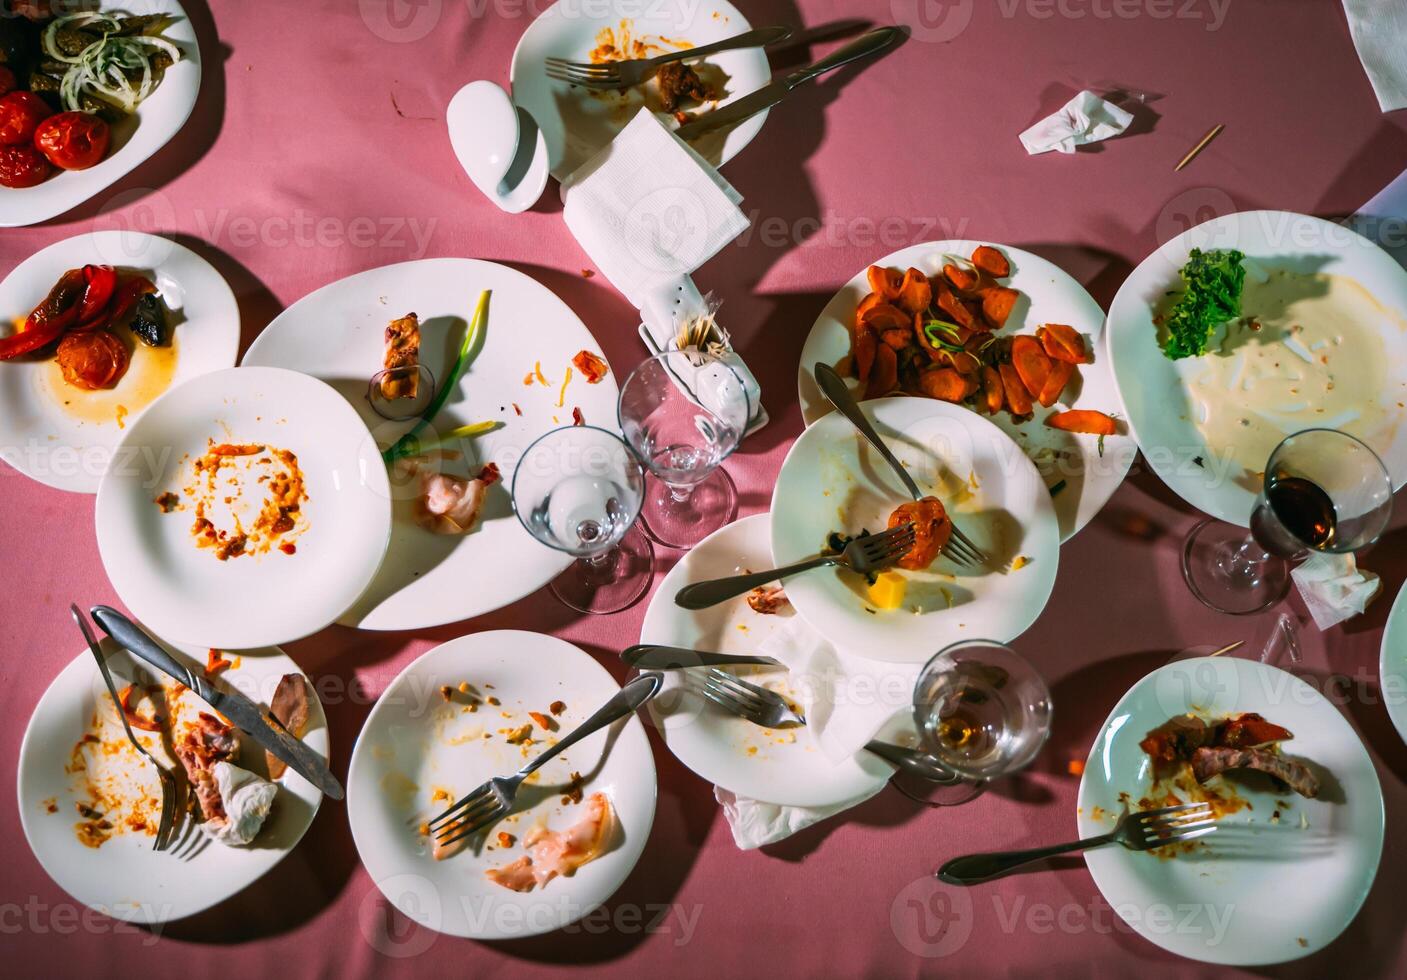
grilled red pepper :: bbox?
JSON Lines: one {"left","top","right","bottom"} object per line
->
{"left": 76, "top": 264, "right": 117, "bottom": 324}
{"left": 101, "top": 275, "right": 157, "bottom": 328}
{"left": 0, "top": 267, "right": 86, "bottom": 360}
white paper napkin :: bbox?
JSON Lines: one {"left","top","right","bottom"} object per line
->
{"left": 1291, "top": 553, "right": 1382, "bottom": 630}
{"left": 1341, "top": 0, "right": 1407, "bottom": 112}
{"left": 712, "top": 617, "right": 916, "bottom": 849}
{"left": 1019, "top": 90, "right": 1134, "bottom": 155}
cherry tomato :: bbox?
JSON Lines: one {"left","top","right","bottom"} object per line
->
{"left": 0, "top": 67, "right": 17, "bottom": 98}
{"left": 56, "top": 330, "right": 129, "bottom": 390}
{"left": 0, "top": 143, "right": 52, "bottom": 188}
{"left": 0, "top": 90, "right": 53, "bottom": 146}
{"left": 34, "top": 111, "right": 110, "bottom": 170}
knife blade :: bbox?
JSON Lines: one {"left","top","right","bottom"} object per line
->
{"left": 675, "top": 26, "right": 902, "bottom": 142}
{"left": 621, "top": 644, "right": 783, "bottom": 670}
{"left": 90, "top": 606, "right": 345, "bottom": 801}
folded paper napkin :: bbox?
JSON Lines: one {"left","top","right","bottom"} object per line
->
{"left": 1341, "top": 0, "right": 1407, "bottom": 112}
{"left": 1019, "top": 90, "right": 1134, "bottom": 155}
{"left": 560, "top": 108, "right": 765, "bottom": 432}
{"left": 1291, "top": 553, "right": 1382, "bottom": 630}
{"left": 713, "top": 617, "right": 918, "bottom": 849}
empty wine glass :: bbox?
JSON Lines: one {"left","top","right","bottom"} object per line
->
{"left": 617, "top": 350, "right": 750, "bottom": 549}
{"left": 511, "top": 425, "right": 655, "bottom": 614}
{"left": 1183, "top": 429, "right": 1394, "bottom": 615}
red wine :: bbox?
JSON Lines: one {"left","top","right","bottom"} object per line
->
{"left": 1266, "top": 476, "right": 1336, "bottom": 548}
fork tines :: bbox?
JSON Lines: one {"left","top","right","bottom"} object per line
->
{"left": 943, "top": 525, "right": 986, "bottom": 567}
{"left": 428, "top": 785, "right": 503, "bottom": 846}
{"left": 1133, "top": 802, "right": 1216, "bottom": 848}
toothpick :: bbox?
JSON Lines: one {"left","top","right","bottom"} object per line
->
{"left": 1175, "top": 124, "right": 1224, "bottom": 172}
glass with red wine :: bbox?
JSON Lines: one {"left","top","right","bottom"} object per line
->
{"left": 1183, "top": 429, "right": 1393, "bottom": 615}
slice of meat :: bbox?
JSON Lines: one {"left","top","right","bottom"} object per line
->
{"left": 381, "top": 313, "right": 421, "bottom": 400}
{"left": 1191, "top": 746, "right": 1320, "bottom": 799}
{"left": 265, "top": 673, "right": 311, "bottom": 780}
{"left": 887, "top": 496, "right": 953, "bottom": 571}
{"left": 1139, "top": 715, "right": 1212, "bottom": 765}
{"left": 483, "top": 793, "right": 615, "bottom": 891}
{"left": 746, "top": 584, "right": 789, "bottom": 614}
{"left": 484, "top": 855, "right": 537, "bottom": 891}
{"left": 173, "top": 712, "right": 241, "bottom": 822}
{"left": 655, "top": 61, "right": 711, "bottom": 112}
{"left": 413, "top": 462, "right": 501, "bottom": 534}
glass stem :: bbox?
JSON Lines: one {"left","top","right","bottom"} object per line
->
{"left": 666, "top": 483, "right": 694, "bottom": 504}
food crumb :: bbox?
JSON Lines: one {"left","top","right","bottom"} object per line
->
{"left": 549, "top": 700, "right": 565, "bottom": 715}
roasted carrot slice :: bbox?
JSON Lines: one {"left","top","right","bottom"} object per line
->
{"left": 999, "top": 362, "right": 1033, "bottom": 417}
{"left": 861, "top": 302, "right": 911, "bottom": 334}
{"left": 1037, "top": 359, "right": 1073, "bottom": 408}
{"left": 980, "top": 365, "right": 1004, "bottom": 414}
{"left": 934, "top": 280, "right": 977, "bottom": 330}
{"left": 865, "top": 342, "right": 899, "bottom": 399}
{"left": 896, "top": 267, "right": 933, "bottom": 316}
{"left": 943, "top": 263, "right": 978, "bottom": 292}
{"left": 867, "top": 265, "right": 904, "bottom": 301}
{"left": 1045, "top": 410, "right": 1117, "bottom": 436}
{"left": 881, "top": 328, "right": 912, "bottom": 350}
{"left": 971, "top": 245, "right": 1011, "bottom": 278}
{"left": 1038, "top": 323, "right": 1089, "bottom": 364}
{"left": 918, "top": 367, "right": 976, "bottom": 403}
{"left": 979, "top": 286, "right": 1019, "bottom": 328}
{"left": 852, "top": 322, "right": 876, "bottom": 383}
{"left": 1011, "top": 335, "right": 1053, "bottom": 397}
{"left": 856, "top": 292, "right": 884, "bottom": 325}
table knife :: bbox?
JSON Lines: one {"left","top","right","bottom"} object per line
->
{"left": 675, "top": 26, "right": 902, "bottom": 142}
{"left": 621, "top": 644, "right": 782, "bottom": 670}
{"left": 90, "top": 605, "right": 345, "bottom": 801}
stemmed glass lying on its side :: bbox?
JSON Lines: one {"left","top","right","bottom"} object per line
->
{"left": 1183, "top": 429, "right": 1394, "bottom": 615}
{"left": 618, "top": 350, "right": 750, "bottom": 550}
{"left": 897, "top": 640, "right": 1053, "bottom": 806}
{"left": 511, "top": 425, "right": 655, "bottom": 615}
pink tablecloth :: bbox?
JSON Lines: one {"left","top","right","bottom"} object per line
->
{"left": 4, "top": 1, "right": 1407, "bottom": 976}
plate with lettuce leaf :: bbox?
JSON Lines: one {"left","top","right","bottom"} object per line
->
{"left": 1106, "top": 210, "right": 1407, "bottom": 524}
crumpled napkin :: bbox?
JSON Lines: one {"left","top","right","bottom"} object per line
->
{"left": 1291, "top": 553, "right": 1382, "bottom": 630}
{"left": 1341, "top": 0, "right": 1407, "bottom": 112}
{"left": 712, "top": 617, "right": 918, "bottom": 849}
{"left": 1019, "top": 90, "right": 1134, "bottom": 155}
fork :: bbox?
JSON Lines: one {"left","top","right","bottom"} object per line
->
{"left": 813, "top": 361, "right": 989, "bottom": 567}
{"left": 936, "top": 803, "right": 1217, "bottom": 884}
{"left": 429, "top": 672, "right": 663, "bottom": 848}
{"left": 673, "top": 521, "right": 916, "bottom": 609}
{"left": 695, "top": 669, "right": 958, "bottom": 782}
{"left": 70, "top": 604, "right": 180, "bottom": 852}
{"left": 545, "top": 26, "right": 791, "bottom": 90}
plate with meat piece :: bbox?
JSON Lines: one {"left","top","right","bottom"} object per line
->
{"left": 94, "top": 366, "right": 392, "bottom": 649}
{"left": 1077, "top": 655, "right": 1384, "bottom": 965}
{"left": 771, "top": 397, "right": 1060, "bottom": 664}
{"left": 510, "top": 0, "right": 772, "bottom": 180}
{"left": 637, "top": 513, "right": 897, "bottom": 807}
{"left": 796, "top": 241, "right": 1135, "bottom": 541}
{"left": 346, "top": 630, "right": 656, "bottom": 940}
{"left": 241, "top": 258, "right": 621, "bottom": 631}
{"left": 1379, "top": 583, "right": 1407, "bottom": 747}
{"left": 0, "top": 230, "right": 239, "bottom": 492}
{"left": 17, "top": 635, "right": 329, "bottom": 923}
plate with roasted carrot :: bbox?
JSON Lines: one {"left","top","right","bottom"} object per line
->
{"left": 797, "top": 241, "right": 1134, "bottom": 541}
{"left": 770, "top": 397, "right": 1059, "bottom": 664}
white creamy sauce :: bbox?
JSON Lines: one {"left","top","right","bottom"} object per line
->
{"left": 1183, "top": 270, "right": 1404, "bottom": 476}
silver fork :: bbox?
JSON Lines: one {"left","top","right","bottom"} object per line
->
{"left": 673, "top": 521, "right": 916, "bottom": 610}
{"left": 545, "top": 26, "right": 791, "bottom": 90}
{"left": 695, "top": 669, "right": 958, "bottom": 781}
{"left": 936, "top": 803, "right": 1218, "bottom": 884}
{"left": 429, "top": 672, "right": 662, "bottom": 848}
{"left": 814, "top": 361, "right": 990, "bottom": 567}
{"left": 70, "top": 604, "right": 180, "bottom": 852}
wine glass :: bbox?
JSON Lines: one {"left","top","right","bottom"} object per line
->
{"left": 1183, "top": 429, "right": 1393, "bottom": 615}
{"left": 510, "top": 425, "right": 655, "bottom": 614}
{"left": 617, "top": 350, "right": 751, "bottom": 549}
{"left": 896, "top": 640, "right": 1053, "bottom": 806}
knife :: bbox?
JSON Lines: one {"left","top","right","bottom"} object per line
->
{"left": 90, "top": 606, "right": 345, "bottom": 801}
{"left": 621, "top": 644, "right": 782, "bottom": 670}
{"left": 675, "top": 26, "right": 902, "bottom": 142}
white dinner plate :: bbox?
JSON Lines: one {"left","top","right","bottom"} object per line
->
{"left": 637, "top": 513, "right": 895, "bottom": 807}
{"left": 1106, "top": 210, "right": 1407, "bottom": 525}
{"left": 797, "top": 241, "right": 1135, "bottom": 542}
{"left": 1078, "top": 656, "right": 1384, "bottom": 966}
{"left": 0, "top": 231, "right": 239, "bottom": 493}
{"left": 94, "top": 365, "right": 391, "bottom": 649}
{"left": 0, "top": 0, "right": 202, "bottom": 227}
{"left": 16, "top": 638, "right": 328, "bottom": 924}
{"left": 510, "top": 0, "right": 771, "bottom": 180}
{"left": 242, "top": 258, "right": 621, "bottom": 631}
{"left": 1380, "top": 583, "right": 1407, "bottom": 746}
{"left": 772, "top": 397, "right": 1059, "bottom": 664}
{"left": 347, "top": 630, "right": 656, "bottom": 940}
